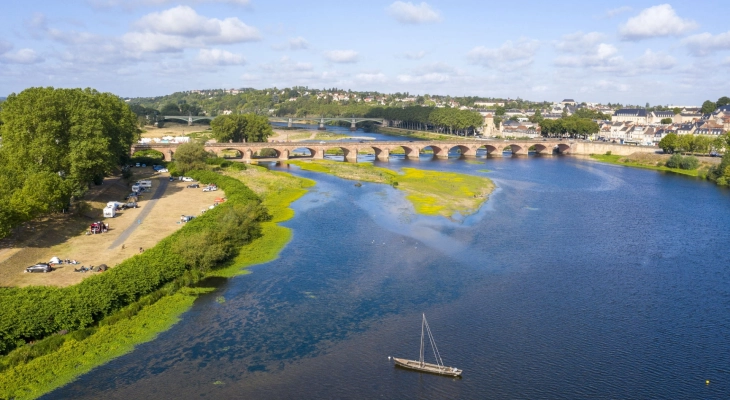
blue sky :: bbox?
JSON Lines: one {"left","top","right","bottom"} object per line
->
{"left": 1, "top": 0, "right": 729, "bottom": 105}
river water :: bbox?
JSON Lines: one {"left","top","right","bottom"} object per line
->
{"left": 45, "top": 127, "right": 730, "bottom": 399}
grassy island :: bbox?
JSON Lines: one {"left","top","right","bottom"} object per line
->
{"left": 286, "top": 160, "right": 494, "bottom": 218}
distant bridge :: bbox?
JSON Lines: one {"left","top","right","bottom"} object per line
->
{"left": 157, "top": 115, "right": 384, "bottom": 130}
{"left": 131, "top": 139, "right": 656, "bottom": 163}
{"left": 269, "top": 117, "right": 386, "bottom": 131}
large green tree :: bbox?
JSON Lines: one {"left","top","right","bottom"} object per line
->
{"left": 0, "top": 87, "right": 138, "bottom": 237}
{"left": 717, "top": 96, "right": 730, "bottom": 107}
{"left": 701, "top": 100, "right": 717, "bottom": 114}
{"left": 210, "top": 113, "right": 273, "bottom": 143}
{"left": 659, "top": 133, "right": 678, "bottom": 154}
{"left": 173, "top": 142, "right": 208, "bottom": 173}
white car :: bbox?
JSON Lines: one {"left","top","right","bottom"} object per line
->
{"left": 157, "top": 168, "right": 168, "bottom": 173}
{"left": 181, "top": 177, "right": 194, "bottom": 182}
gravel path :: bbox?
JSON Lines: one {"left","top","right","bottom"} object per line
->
{"left": 108, "top": 177, "right": 169, "bottom": 250}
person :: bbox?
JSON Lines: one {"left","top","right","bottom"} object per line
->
{"left": 122, "top": 244, "right": 125, "bottom": 250}
{"left": 139, "top": 247, "right": 144, "bottom": 253}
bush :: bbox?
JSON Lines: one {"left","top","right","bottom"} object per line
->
{"left": 679, "top": 156, "right": 699, "bottom": 170}
{"left": 665, "top": 154, "right": 683, "bottom": 168}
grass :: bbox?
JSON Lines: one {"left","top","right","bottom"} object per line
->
{"left": 286, "top": 160, "right": 494, "bottom": 218}
{"left": 590, "top": 154, "right": 704, "bottom": 177}
{"left": 0, "top": 291, "right": 199, "bottom": 400}
{"left": 376, "top": 126, "right": 453, "bottom": 141}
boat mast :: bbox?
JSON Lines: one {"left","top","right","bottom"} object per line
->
{"left": 420, "top": 314, "right": 425, "bottom": 367}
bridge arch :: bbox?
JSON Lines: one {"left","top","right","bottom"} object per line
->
{"left": 531, "top": 143, "right": 554, "bottom": 155}
{"left": 556, "top": 143, "right": 572, "bottom": 154}
{"left": 252, "top": 147, "right": 281, "bottom": 159}
{"left": 290, "top": 146, "right": 317, "bottom": 159}
{"left": 219, "top": 148, "right": 244, "bottom": 159}
{"left": 447, "top": 145, "right": 473, "bottom": 158}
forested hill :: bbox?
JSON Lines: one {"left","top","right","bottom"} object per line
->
{"left": 125, "top": 87, "right": 549, "bottom": 120}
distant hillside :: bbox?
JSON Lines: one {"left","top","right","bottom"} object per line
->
{"left": 0, "top": 96, "right": 6, "bottom": 102}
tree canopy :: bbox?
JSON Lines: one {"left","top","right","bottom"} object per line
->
{"left": 701, "top": 100, "right": 717, "bottom": 114}
{"left": 538, "top": 116, "right": 599, "bottom": 138}
{"left": 210, "top": 113, "right": 273, "bottom": 143}
{"left": 173, "top": 142, "right": 209, "bottom": 173}
{"left": 0, "top": 87, "right": 139, "bottom": 238}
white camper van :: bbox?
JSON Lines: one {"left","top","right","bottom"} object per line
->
{"left": 136, "top": 180, "right": 152, "bottom": 188}
{"left": 103, "top": 206, "right": 116, "bottom": 218}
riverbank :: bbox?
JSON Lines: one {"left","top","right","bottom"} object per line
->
{"left": 589, "top": 153, "right": 713, "bottom": 178}
{"left": 286, "top": 159, "right": 494, "bottom": 218}
{"left": 0, "top": 165, "right": 313, "bottom": 399}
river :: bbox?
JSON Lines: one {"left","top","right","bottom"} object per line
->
{"left": 44, "top": 130, "right": 730, "bottom": 399}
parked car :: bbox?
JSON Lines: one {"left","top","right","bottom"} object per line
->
{"left": 123, "top": 201, "right": 138, "bottom": 209}
{"left": 169, "top": 176, "right": 175, "bottom": 181}
{"left": 180, "top": 215, "right": 194, "bottom": 223}
{"left": 26, "top": 263, "right": 53, "bottom": 273}
{"left": 181, "top": 177, "right": 194, "bottom": 182}
{"left": 158, "top": 168, "right": 168, "bottom": 173}
{"left": 135, "top": 162, "right": 141, "bottom": 167}
{"left": 187, "top": 183, "right": 200, "bottom": 188}
{"left": 202, "top": 185, "right": 218, "bottom": 192}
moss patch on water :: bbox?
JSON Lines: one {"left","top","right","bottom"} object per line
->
{"left": 287, "top": 160, "right": 494, "bottom": 218}
{"left": 0, "top": 292, "right": 198, "bottom": 400}
{"left": 208, "top": 165, "right": 314, "bottom": 278}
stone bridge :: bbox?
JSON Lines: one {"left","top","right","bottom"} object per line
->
{"left": 131, "top": 139, "right": 657, "bottom": 163}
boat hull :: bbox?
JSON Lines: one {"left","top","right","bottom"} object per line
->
{"left": 392, "top": 357, "right": 462, "bottom": 377}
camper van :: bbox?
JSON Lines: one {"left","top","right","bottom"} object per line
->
{"left": 136, "top": 180, "right": 152, "bottom": 188}
{"left": 103, "top": 206, "right": 116, "bottom": 218}
{"left": 106, "top": 201, "right": 124, "bottom": 210}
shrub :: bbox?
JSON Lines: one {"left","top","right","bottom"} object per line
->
{"left": 679, "top": 156, "right": 699, "bottom": 170}
{"left": 666, "top": 154, "right": 683, "bottom": 168}
{"left": 605, "top": 151, "right": 612, "bottom": 156}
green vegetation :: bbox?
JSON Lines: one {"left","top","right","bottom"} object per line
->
{"left": 0, "top": 291, "right": 199, "bottom": 399}
{"left": 210, "top": 113, "right": 273, "bottom": 143}
{"left": 539, "top": 116, "right": 600, "bottom": 139}
{"left": 573, "top": 108, "right": 612, "bottom": 121}
{"left": 173, "top": 142, "right": 209, "bottom": 173}
{"left": 0, "top": 87, "right": 139, "bottom": 238}
{"left": 589, "top": 154, "right": 704, "bottom": 177}
{"left": 660, "top": 118, "right": 673, "bottom": 124}
{"left": 376, "top": 126, "right": 451, "bottom": 141}
{"left": 659, "top": 132, "right": 725, "bottom": 155}
{"left": 708, "top": 152, "right": 730, "bottom": 186}
{"left": 366, "top": 106, "right": 483, "bottom": 136}
{"left": 286, "top": 160, "right": 494, "bottom": 218}
{"left": 665, "top": 154, "right": 699, "bottom": 170}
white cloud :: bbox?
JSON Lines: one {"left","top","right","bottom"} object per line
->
{"left": 619, "top": 4, "right": 697, "bottom": 40}
{"left": 404, "top": 50, "right": 426, "bottom": 60}
{"left": 467, "top": 39, "right": 539, "bottom": 70}
{"left": 288, "top": 36, "right": 309, "bottom": 50}
{"left": 397, "top": 72, "right": 450, "bottom": 84}
{"left": 196, "top": 48, "right": 246, "bottom": 65}
{"left": 683, "top": 31, "right": 730, "bottom": 56}
{"left": 555, "top": 32, "right": 605, "bottom": 53}
{"left": 324, "top": 49, "right": 358, "bottom": 63}
{"left": 355, "top": 72, "right": 387, "bottom": 84}
{"left": 387, "top": 1, "right": 441, "bottom": 24}
{"left": 636, "top": 49, "right": 676, "bottom": 70}
{"left": 604, "top": 6, "right": 632, "bottom": 18}
{"left": 0, "top": 48, "right": 44, "bottom": 64}
{"left": 124, "top": 6, "right": 260, "bottom": 53}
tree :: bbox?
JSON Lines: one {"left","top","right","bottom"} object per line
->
{"left": 660, "top": 118, "right": 673, "bottom": 124}
{"left": 0, "top": 87, "right": 138, "bottom": 238}
{"left": 676, "top": 134, "right": 695, "bottom": 154}
{"left": 701, "top": 100, "right": 717, "bottom": 114}
{"left": 173, "top": 142, "right": 208, "bottom": 173}
{"left": 717, "top": 96, "right": 730, "bottom": 107}
{"left": 210, "top": 114, "right": 273, "bottom": 143}
{"left": 659, "top": 133, "right": 678, "bottom": 154}
{"left": 692, "top": 135, "right": 712, "bottom": 154}
{"left": 672, "top": 107, "right": 682, "bottom": 115}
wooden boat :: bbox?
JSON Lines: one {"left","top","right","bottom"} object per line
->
{"left": 391, "top": 314, "right": 462, "bottom": 377}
